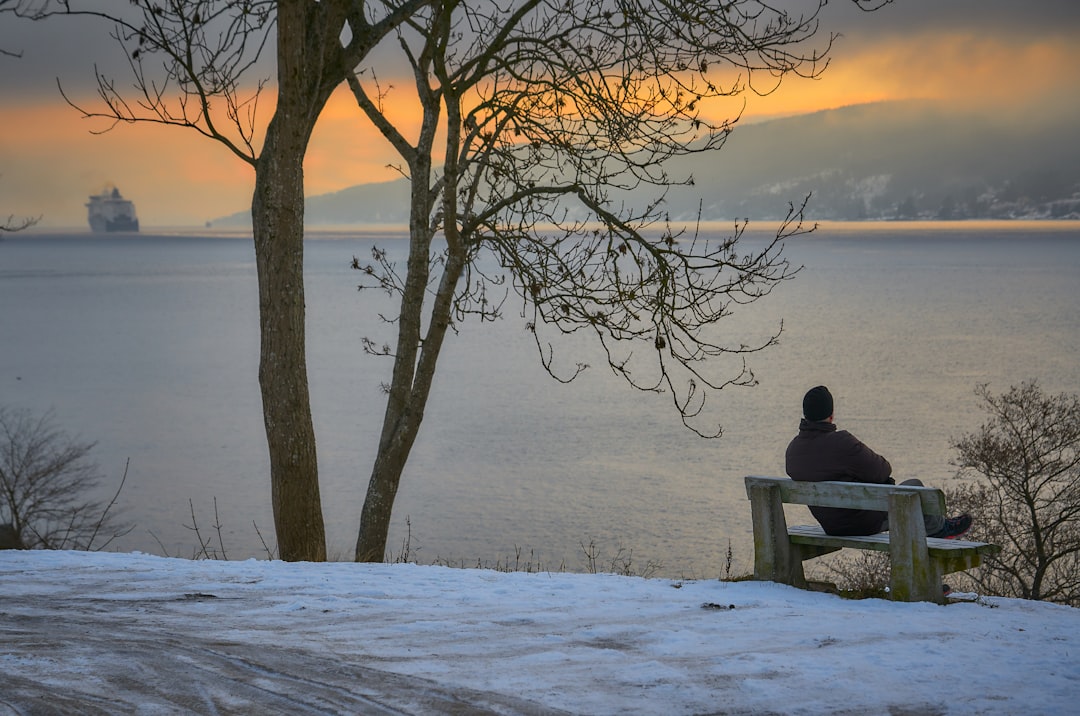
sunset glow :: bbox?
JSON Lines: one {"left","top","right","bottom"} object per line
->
{"left": 705, "top": 34, "right": 1080, "bottom": 124}
{"left": 0, "top": 100, "right": 254, "bottom": 227}
{"left": 2, "top": 6, "right": 1077, "bottom": 228}
{"left": 304, "top": 87, "right": 425, "bottom": 196}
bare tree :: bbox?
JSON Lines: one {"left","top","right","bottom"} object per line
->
{"left": 9, "top": 1, "right": 892, "bottom": 564}
{"left": 8, "top": 0, "right": 427, "bottom": 560}
{"left": 949, "top": 381, "right": 1080, "bottom": 605}
{"left": 0, "top": 406, "right": 131, "bottom": 550}
{"left": 347, "top": 0, "right": 892, "bottom": 561}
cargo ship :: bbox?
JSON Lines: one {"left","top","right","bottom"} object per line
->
{"left": 86, "top": 186, "right": 140, "bottom": 232}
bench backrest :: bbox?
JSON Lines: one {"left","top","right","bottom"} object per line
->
{"left": 744, "top": 475, "right": 946, "bottom": 516}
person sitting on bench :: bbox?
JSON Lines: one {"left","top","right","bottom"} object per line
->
{"left": 785, "top": 385, "right": 971, "bottom": 539}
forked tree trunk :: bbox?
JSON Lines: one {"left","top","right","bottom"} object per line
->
{"left": 353, "top": 76, "right": 472, "bottom": 562}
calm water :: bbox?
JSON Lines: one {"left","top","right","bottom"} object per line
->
{"left": 2, "top": 222, "right": 1078, "bottom": 576}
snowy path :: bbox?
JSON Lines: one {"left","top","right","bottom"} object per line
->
{"left": 0, "top": 589, "right": 567, "bottom": 714}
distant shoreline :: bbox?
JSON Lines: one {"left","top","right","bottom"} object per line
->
{"left": 16, "top": 218, "right": 1080, "bottom": 238}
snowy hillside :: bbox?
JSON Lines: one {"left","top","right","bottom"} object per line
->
{"left": 1, "top": 550, "right": 1077, "bottom": 714}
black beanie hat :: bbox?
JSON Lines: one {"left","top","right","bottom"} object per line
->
{"left": 803, "top": 385, "right": 833, "bottom": 421}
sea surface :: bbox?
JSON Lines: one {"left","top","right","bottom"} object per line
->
{"left": 2, "top": 221, "right": 1078, "bottom": 576}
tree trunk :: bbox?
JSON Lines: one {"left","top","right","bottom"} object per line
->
{"left": 250, "top": 1, "right": 352, "bottom": 561}
{"left": 252, "top": 121, "right": 325, "bottom": 562}
{"left": 354, "top": 176, "right": 439, "bottom": 562}
{"left": 354, "top": 234, "right": 469, "bottom": 562}
{"left": 355, "top": 423, "right": 421, "bottom": 563}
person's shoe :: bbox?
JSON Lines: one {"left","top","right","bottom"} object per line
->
{"left": 934, "top": 514, "right": 973, "bottom": 539}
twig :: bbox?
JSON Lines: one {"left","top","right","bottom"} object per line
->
{"left": 147, "top": 529, "right": 174, "bottom": 558}
{"left": 87, "top": 457, "right": 133, "bottom": 551}
{"left": 185, "top": 499, "right": 214, "bottom": 559}
{"left": 211, "top": 496, "right": 228, "bottom": 561}
{"left": 252, "top": 520, "right": 276, "bottom": 560}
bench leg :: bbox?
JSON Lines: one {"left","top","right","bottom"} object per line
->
{"left": 749, "top": 483, "right": 806, "bottom": 588}
{"left": 888, "top": 492, "right": 944, "bottom": 604}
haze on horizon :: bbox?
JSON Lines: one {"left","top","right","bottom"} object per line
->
{"left": 1, "top": 0, "right": 1078, "bottom": 228}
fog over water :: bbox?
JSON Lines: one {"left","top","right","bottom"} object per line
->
{"left": 2, "top": 222, "right": 1078, "bottom": 575}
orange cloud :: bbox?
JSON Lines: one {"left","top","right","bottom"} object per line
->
{"left": 723, "top": 33, "right": 1080, "bottom": 122}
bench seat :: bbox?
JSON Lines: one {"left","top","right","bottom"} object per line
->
{"left": 787, "top": 525, "right": 997, "bottom": 575}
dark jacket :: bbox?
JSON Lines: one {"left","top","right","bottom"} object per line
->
{"left": 784, "top": 419, "right": 894, "bottom": 536}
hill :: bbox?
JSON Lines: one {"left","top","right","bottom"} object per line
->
{"left": 210, "top": 100, "right": 1080, "bottom": 227}
{"left": 658, "top": 100, "right": 1080, "bottom": 221}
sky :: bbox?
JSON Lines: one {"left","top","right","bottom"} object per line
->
{"left": 1, "top": 0, "right": 1079, "bottom": 228}
{"left": 1, "top": 549, "right": 1078, "bottom": 713}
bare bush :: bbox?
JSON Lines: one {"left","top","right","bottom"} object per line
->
{"left": 580, "top": 539, "right": 663, "bottom": 578}
{"left": 0, "top": 406, "right": 131, "bottom": 550}
{"left": 948, "top": 381, "right": 1080, "bottom": 606}
{"left": 820, "top": 551, "right": 891, "bottom": 599}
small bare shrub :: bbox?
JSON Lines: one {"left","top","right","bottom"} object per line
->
{"left": 821, "top": 551, "right": 891, "bottom": 599}
{"left": 0, "top": 406, "right": 131, "bottom": 550}
{"left": 946, "top": 380, "right": 1080, "bottom": 604}
{"left": 949, "top": 381, "right": 1080, "bottom": 606}
{"left": 580, "top": 539, "right": 663, "bottom": 578}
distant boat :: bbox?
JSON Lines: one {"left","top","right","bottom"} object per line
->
{"left": 87, "top": 186, "right": 140, "bottom": 232}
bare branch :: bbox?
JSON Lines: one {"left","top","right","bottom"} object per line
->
{"left": 15, "top": 1, "right": 277, "bottom": 164}
{"left": 1, "top": 214, "right": 41, "bottom": 232}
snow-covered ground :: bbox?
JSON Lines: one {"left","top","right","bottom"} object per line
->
{"left": 1, "top": 551, "right": 1077, "bottom": 715}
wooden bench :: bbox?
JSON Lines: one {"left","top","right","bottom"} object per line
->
{"left": 744, "top": 475, "right": 999, "bottom": 604}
